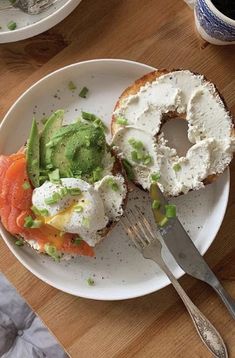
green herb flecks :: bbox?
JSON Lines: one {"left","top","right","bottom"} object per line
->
{"left": 152, "top": 200, "right": 161, "bottom": 210}
{"left": 7, "top": 21, "right": 17, "bottom": 31}
{"left": 68, "top": 81, "right": 77, "bottom": 91}
{"left": 173, "top": 163, "right": 181, "bottom": 172}
{"left": 79, "top": 87, "right": 89, "bottom": 98}
{"left": 87, "top": 277, "right": 95, "bottom": 286}
{"left": 22, "top": 181, "right": 31, "bottom": 190}
{"left": 44, "top": 244, "right": 61, "bottom": 262}
{"left": 116, "top": 117, "right": 128, "bottom": 125}
{"left": 165, "top": 204, "right": 176, "bottom": 218}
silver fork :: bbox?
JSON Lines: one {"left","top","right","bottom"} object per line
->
{"left": 122, "top": 206, "right": 228, "bottom": 358}
{"left": 0, "top": 0, "right": 57, "bottom": 15}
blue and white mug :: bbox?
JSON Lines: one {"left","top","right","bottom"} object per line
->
{"left": 185, "top": 0, "right": 235, "bottom": 45}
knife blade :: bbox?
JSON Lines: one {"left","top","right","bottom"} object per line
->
{"left": 150, "top": 182, "right": 235, "bottom": 319}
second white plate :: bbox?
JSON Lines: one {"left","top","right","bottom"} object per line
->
{"left": 0, "top": 59, "right": 229, "bottom": 300}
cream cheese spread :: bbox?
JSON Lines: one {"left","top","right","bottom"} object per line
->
{"left": 112, "top": 70, "right": 234, "bottom": 196}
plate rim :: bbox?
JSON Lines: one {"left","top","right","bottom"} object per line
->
{"left": 0, "top": 0, "right": 82, "bottom": 43}
{"left": 0, "top": 59, "right": 230, "bottom": 300}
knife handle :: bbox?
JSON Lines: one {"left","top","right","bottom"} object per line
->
{"left": 212, "top": 281, "right": 235, "bottom": 320}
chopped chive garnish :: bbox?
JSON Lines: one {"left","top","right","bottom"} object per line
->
{"left": 128, "top": 138, "right": 144, "bottom": 150}
{"left": 122, "top": 159, "right": 134, "bottom": 180}
{"left": 68, "top": 188, "right": 81, "bottom": 196}
{"left": 24, "top": 216, "right": 43, "bottom": 228}
{"left": 74, "top": 238, "right": 82, "bottom": 245}
{"left": 173, "top": 163, "right": 181, "bottom": 172}
{"left": 45, "top": 192, "right": 61, "bottom": 205}
{"left": 107, "top": 178, "right": 119, "bottom": 191}
{"left": 116, "top": 117, "right": 128, "bottom": 125}
{"left": 151, "top": 172, "right": 161, "bottom": 182}
{"left": 92, "top": 167, "right": 103, "bottom": 182}
{"left": 158, "top": 216, "right": 168, "bottom": 227}
{"left": 131, "top": 150, "right": 140, "bottom": 162}
{"left": 87, "top": 277, "right": 95, "bottom": 286}
{"left": 44, "top": 244, "right": 60, "bottom": 262}
{"left": 165, "top": 204, "right": 176, "bottom": 218}
{"left": 31, "top": 206, "right": 49, "bottom": 217}
{"left": 7, "top": 21, "right": 17, "bottom": 31}
{"left": 82, "top": 217, "right": 89, "bottom": 227}
{"left": 143, "top": 154, "right": 152, "bottom": 165}
{"left": 24, "top": 216, "right": 34, "bottom": 228}
{"left": 68, "top": 81, "right": 77, "bottom": 91}
{"left": 79, "top": 86, "right": 89, "bottom": 98}
{"left": 49, "top": 169, "right": 61, "bottom": 184}
{"left": 60, "top": 187, "right": 68, "bottom": 197}
{"left": 22, "top": 181, "right": 31, "bottom": 190}
{"left": 15, "top": 240, "right": 24, "bottom": 246}
{"left": 152, "top": 200, "right": 161, "bottom": 210}
{"left": 74, "top": 205, "right": 83, "bottom": 213}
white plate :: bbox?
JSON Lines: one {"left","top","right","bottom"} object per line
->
{"left": 0, "top": 0, "right": 82, "bottom": 43}
{"left": 0, "top": 59, "right": 229, "bottom": 300}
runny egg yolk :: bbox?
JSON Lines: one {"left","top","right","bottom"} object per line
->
{"left": 39, "top": 200, "right": 88, "bottom": 233}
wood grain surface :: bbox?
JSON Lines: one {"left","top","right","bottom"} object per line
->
{"left": 0, "top": 0, "right": 235, "bottom": 357}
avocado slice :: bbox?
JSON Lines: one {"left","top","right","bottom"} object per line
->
{"left": 49, "top": 121, "right": 106, "bottom": 180}
{"left": 40, "top": 110, "right": 64, "bottom": 168}
{"left": 26, "top": 119, "right": 40, "bottom": 188}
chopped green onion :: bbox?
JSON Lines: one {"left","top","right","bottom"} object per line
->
{"left": 60, "top": 187, "right": 68, "bottom": 197}
{"left": 24, "top": 216, "right": 43, "bottom": 228}
{"left": 152, "top": 200, "right": 161, "bottom": 210}
{"left": 24, "top": 216, "right": 34, "bottom": 228}
{"left": 128, "top": 138, "right": 144, "bottom": 150}
{"left": 74, "top": 238, "right": 82, "bottom": 245}
{"left": 7, "top": 21, "right": 17, "bottom": 31}
{"left": 116, "top": 117, "right": 128, "bottom": 125}
{"left": 93, "top": 118, "right": 107, "bottom": 131}
{"left": 151, "top": 172, "right": 161, "bottom": 182}
{"left": 22, "top": 181, "right": 31, "bottom": 190}
{"left": 87, "top": 277, "right": 95, "bottom": 286}
{"left": 31, "top": 206, "right": 49, "bottom": 217}
{"left": 44, "top": 244, "right": 60, "bottom": 262}
{"left": 49, "top": 169, "right": 61, "bottom": 184}
{"left": 15, "top": 240, "right": 24, "bottom": 246}
{"left": 122, "top": 159, "right": 134, "bottom": 180}
{"left": 165, "top": 204, "right": 176, "bottom": 218}
{"left": 68, "top": 187, "right": 82, "bottom": 196}
{"left": 173, "top": 163, "right": 181, "bottom": 172}
{"left": 68, "top": 81, "right": 77, "bottom": 91}
{"left": 92, "top": 167, "right": 103, "bottom": 182}
{"left": 82, "top": 217, "right": 89, "bottom": 227}
{"left": 79, "top": 86, "right": 89, "bottom": 98}
{"left": 74, "top": 205, "right": 83, "bottom": 213}
{"left": 143, "top": 154, "right": 152, "bottom": 165}
{"left": 158, "top": 216, "right": 168, "bottom": 227}
{"left": 107, "top": 178, "right": 119, "bottom": 191}
{"left": 131, "top": 150, "right": 140, "bottom": 162}
{"left": 45, "top": 192, "right": 61, "bottom": 205}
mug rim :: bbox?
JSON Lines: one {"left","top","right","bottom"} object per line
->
{"left": 205, "top": 0, "right": 235, "bottom": 26}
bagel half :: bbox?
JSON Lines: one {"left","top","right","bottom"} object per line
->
{"left": 111, "top": 69, "right": 235, "bottom": 196}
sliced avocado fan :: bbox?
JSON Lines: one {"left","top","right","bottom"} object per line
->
{"left": 26, "top": 119, "right": 40, "bottom": 187}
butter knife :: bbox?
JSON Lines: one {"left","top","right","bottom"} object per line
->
{"left": 150, "top": 183, "right": 235, "bottom": 319}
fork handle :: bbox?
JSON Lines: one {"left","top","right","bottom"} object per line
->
{"left": 151, "top": 256, "right": 228, "bottom": 358}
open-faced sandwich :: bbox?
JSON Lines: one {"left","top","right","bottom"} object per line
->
{"left": 111, "top": 69, "right": 235, "bottom": 196}
{"left": 0, "top": 110, "right": 127, "bottom": 260}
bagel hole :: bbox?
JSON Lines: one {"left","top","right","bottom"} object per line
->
{"left": 160, "top": 117, "right": 193, "bottom": 157}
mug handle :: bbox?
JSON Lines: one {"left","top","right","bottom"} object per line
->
{"left": 184, "top": 0, "right": 196, "bottom": 9}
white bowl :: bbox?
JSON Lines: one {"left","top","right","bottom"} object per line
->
{"left": 0, "top": 0, "right": 82, "bottom": 43}
{"left": 0, "top": 59, "right": 230, "bottom": 300}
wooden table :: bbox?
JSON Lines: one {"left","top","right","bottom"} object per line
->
{"left": 0, "top": 0, "right": 235, "bottom": 357}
